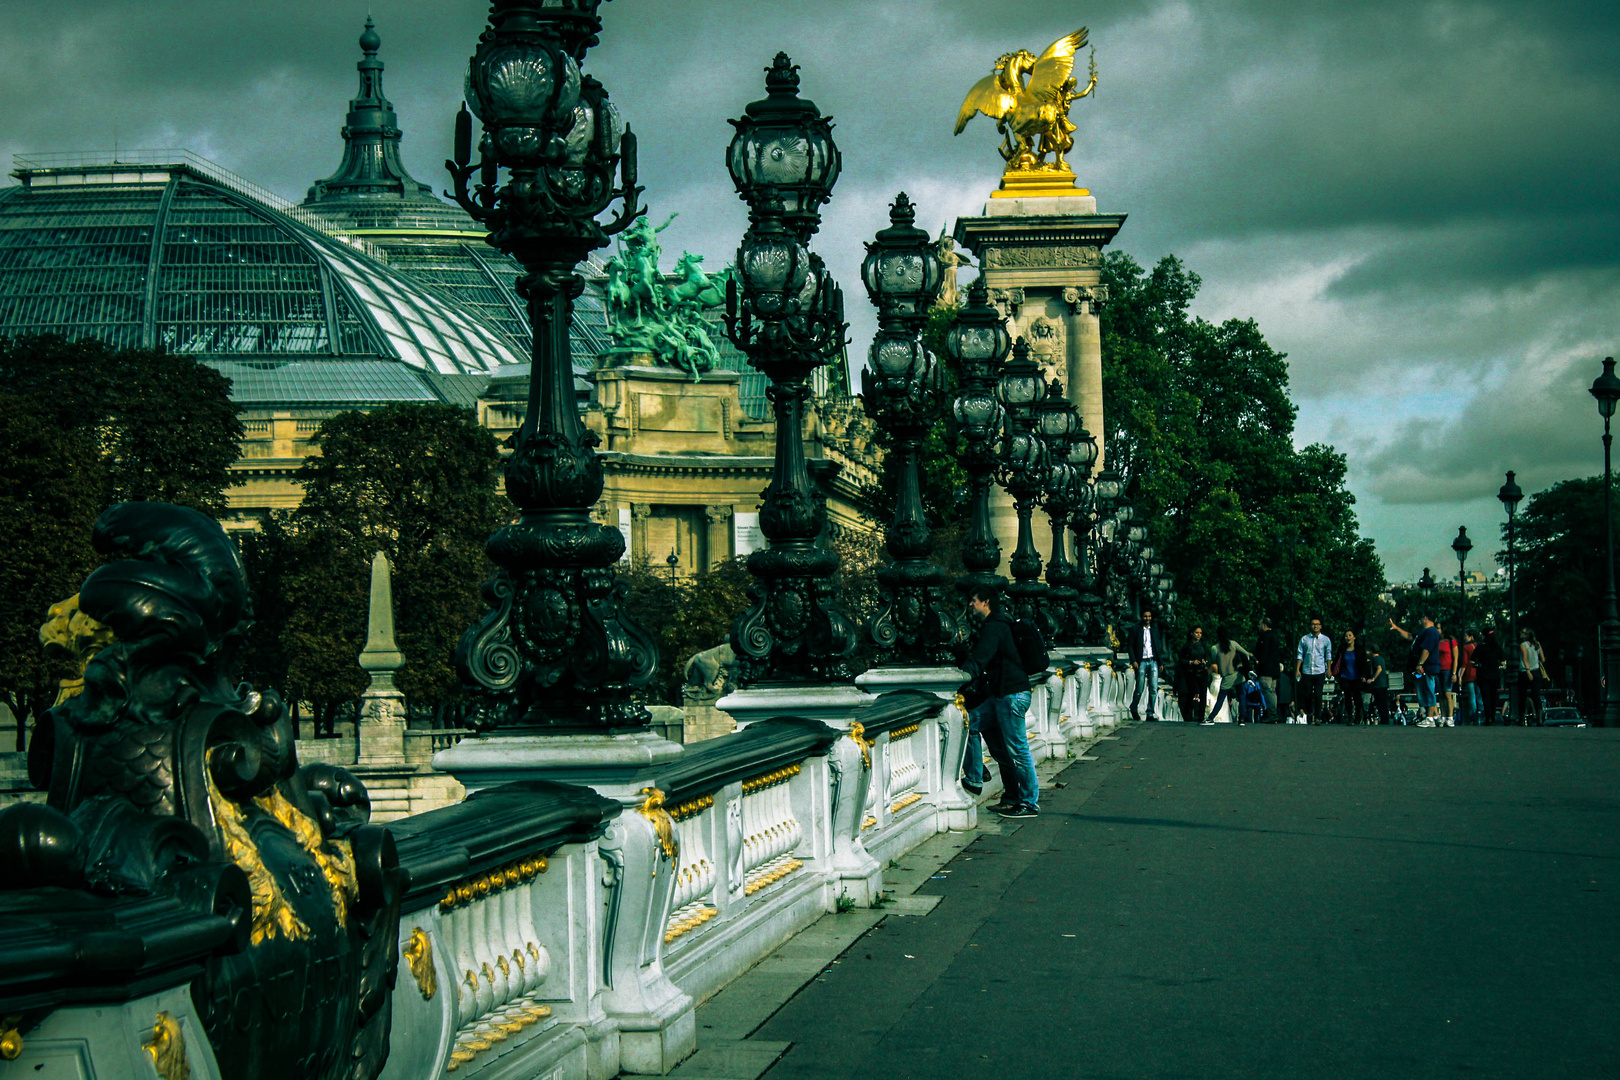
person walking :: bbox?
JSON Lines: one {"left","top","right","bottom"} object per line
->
{"left": 1362, "top": 639, "right": 1393, "bottom": 724}
{"left": 1518, "top": 628, "right": 1549, "bottom": 726}
{"left": 1210, "top": 628, "right": 1255, "bottom": 723}
{"left": 1390, "top": 613, "right": 1442, "bottom": 726}
{"left": 1436, "top": 621, "right": 1459, "bottom": 726}
{"left": 1475, "top": 628, "right": 1504, "bottom": 724}
{"left": 1127, "top": 607, "right": 1168, "bottom": 722}
{"left": 1255, "top": 615, "right": 1284, "bottom": 721}
{"left": 1294, "top": 617, "right": 1333, "bottom": 724}
{"left": 957, "top": 584, "right": 1039, "bottom": 817}
{"left": 1178, "top": 626, "right": 1216, "bottom": 724}
{"left": 1458, "top": 628, "right": 1480, "bottom": 725}
{"left": 1332, "top": 629, "right": 1365, "bottom": 724}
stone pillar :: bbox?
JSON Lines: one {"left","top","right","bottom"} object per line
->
{"left": 955, "top": 198, "right": 1126, "bottom": 579}
{"left": 704, "top": 504, "right": 732, "bottom": 569}
{"left": 356, "top": 550, "right": 415, "bottom": 820}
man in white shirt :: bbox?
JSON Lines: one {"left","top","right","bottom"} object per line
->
{"left": 1127, "top": 608, "right": 1167, "bottom": 721}
{"left": 1293, "top": 616, "right": 1333, "bottom": 723}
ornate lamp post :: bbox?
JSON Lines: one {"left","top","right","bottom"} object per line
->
{"left": 1072, "top": 465, "right": 1118, "bottom": 645}
{"left": 722, "top": 54, "right": 853, "bottom": 684}
{"left": 1036, "top": 384, "right": 1087, "bottom": 644}
{"left": 1452, "top": 526, "right": 1472, "bottom": 632}
{"left": 1417, "top": 567, "right": 1436, "bottom": 614}
{"left": 449, "top": 0, "right": 659, "bottom": 730}
{"left": 996, "top": 338, "right": 1050, "bottom": 630}
{"left": 942, "top": 278, "right": 1011, "bottom": 602}
{"left": 1499, "top": 470, "right": 1523, "bottom": 724}
{"left": 859, "top": 192, "right": 956, "bottom": 665}
{"left": 1589, "top": 356, "right": 1620, "bottom": 726}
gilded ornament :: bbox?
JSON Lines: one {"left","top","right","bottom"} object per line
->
{"left": 38, "top": 593, "right": 114, "bottom": 708}
{"left": 403, "top": 927, "right": 438, "bottom": 1000}
{"left": 208, "top": 762, "right": 309, "bottom": 945}
{"left": 846, "top": 723, "right": 874, "bottom": 769}
{"left": 637, "top": 786, "right": 679, "bottom": 862}
{"left": 253, "top": 786, "right": 359, "bottom": 926}
{"left": 955, "top": 28, "right": 1098, "bottom": 195}
{"left": 142, "top": 1012, "right": 190, "bottom": 1080}
{"left": 890, "top": 722, "right": 921, "bottom": 741}
{"left": 438, "top": 854, "right": 548, "bottom": 911}
{"left": 1, "top": 1017, "right": 21, "bottom": 1061}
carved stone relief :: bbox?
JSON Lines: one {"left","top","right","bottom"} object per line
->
{"left": 984, "top": 245, "right": 1100, "bottom": 270}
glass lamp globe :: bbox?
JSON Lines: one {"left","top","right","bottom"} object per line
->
{"left": 861, "top": 192, "right": 943, "bottom": 321}
{"left": 726, "top": 53, "right": 841, "bottom": 237}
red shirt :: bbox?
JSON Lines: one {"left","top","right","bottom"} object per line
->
{"left": 1438, "top": 637, "right": 1456, "bottom": 672}
{"left": 1460, "top": 642, "right": 1477, "bottom": 683}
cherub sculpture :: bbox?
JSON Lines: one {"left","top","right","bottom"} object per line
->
{"left": 955, "top": 28, "right": 1098, "bottom": 173}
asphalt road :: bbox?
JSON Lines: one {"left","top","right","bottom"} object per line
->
{"left": 757, "top": 723, "right": 1620, "bottom": 1080}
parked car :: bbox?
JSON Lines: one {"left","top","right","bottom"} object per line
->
{"left": 1541, "top": 707, "right": 1587, "bottom": 728}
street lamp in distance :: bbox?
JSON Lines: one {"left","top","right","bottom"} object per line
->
{"left": 1498, "top": 470, "right": 1524, "bottom": 725}
{"left": 1451, "top": 526, "right": 1472, "bottom": 630}
{"left": 1587, "top": 356, "right": 1620, "bottom": 726}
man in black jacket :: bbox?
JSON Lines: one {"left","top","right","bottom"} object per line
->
{"left": 1255, "top": 615, "right": 1283, "bottom": 721}
{"left": 957, "top": 584, "right": 1039, "bottom": 818}
{"left": 1126, "top": 607, "right": 1168, "bottom": 721}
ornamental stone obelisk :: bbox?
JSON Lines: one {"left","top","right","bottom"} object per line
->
{"left": 951, "top": 26, "right": 1125, "bottom": 580}
{"left": 355, "top": 550, "right": 412, "bottom": 817}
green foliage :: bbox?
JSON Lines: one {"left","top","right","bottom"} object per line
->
{"left": 0, "top": 334, "right": 242, "bottom": 746}
{"left": 260, "top": 403, "right": 509, "bottom": 712}
{"left": 1509, "top": 476, "right": 1616, "bottom": 697}
{"left": 619, "top": 557, "right": 752, "bottom": 703}
{"left": 1098, "top": 252, "right": 1386, "bottom": 644}
{"left": 0, "top": 334, "right": 243, "bottom": 515}
{"left": 0, "top": 393, "right": 102, "bottom": 747}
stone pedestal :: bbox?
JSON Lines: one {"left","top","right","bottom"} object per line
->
{"left": 955, "top": 198, "right": 1126, "bottom": 582}
{"left": 715, "top": 683, "right": 874, "bottom": 728}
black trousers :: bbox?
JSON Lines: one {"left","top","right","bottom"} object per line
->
{"left": 1298, "top": 673, "right": 1326, "bottom": 721}
{"left": 1477, "top": 680, "right": 1500, "bottom": 723}
{"left": 1367, "top": 685, "right": 1392, "bottom": 723}
{"left": 1336, "top": 679, "right": 1364, "bottom": 724}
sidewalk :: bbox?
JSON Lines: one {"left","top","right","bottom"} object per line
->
{"left": 658, "top": 726, "right": 1120, "bottom": 1080}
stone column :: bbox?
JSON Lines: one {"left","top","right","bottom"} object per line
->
{"left": 356, "top": 550, "right": 414, "bottom": 820}
{"left": 956, "top": 198, "right": 1126, "bottom": 578}
{"left": 631, "top": 502, "right": 651, "bottom": 566}
{"left": 704, "top": 504, "right": 733, "bottom": 570}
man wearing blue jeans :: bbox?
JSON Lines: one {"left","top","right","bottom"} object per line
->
{"left": 1127, "top": 607, "right": 1168, "bottom": 721}
{"left": 1390, "top": 613, "right": 1443, "bottom": 726}
{"left": 957, "top": 585, "right": 1039, "bottom": 819}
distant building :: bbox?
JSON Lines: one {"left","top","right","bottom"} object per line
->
{"left": 0, "top": 19, "right": 876, "bottom": 570}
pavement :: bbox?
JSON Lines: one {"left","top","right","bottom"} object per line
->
{"left": 667, "top": 722, "right": 1620, "bottom": 1080}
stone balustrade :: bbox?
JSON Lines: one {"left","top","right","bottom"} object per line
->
{"left": 0, "top": 664, "right": 1133, "bottom": 1080}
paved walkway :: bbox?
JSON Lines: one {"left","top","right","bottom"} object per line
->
{"left": 746, "top": 723, "right": 1620, "bottom": 1080}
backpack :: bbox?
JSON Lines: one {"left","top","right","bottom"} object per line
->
{"left": 1011, "top": 618, "right": 1050, "bottom": 676}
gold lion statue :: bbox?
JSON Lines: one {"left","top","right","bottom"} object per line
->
{"left": 956, "top": 28, "right": 1098, "bottom": 174}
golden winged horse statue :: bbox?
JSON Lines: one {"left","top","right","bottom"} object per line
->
{"left": 956, "top": 28, "right": 1097, "bottom": 185}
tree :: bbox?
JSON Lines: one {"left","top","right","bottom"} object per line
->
{"left": 1097, "top": 252, "right": 1386, "bottom": 647}
{"left": 1509, "top": 476, "right": 1615, "bottom": 707}
{"left": 0, "top": 394, "right": 101, "bottom": 748}
{"left": 618, "top": 557, "right": 752, "bottom": 704}
{"left": 0, "top": 334, "right": 243, "bottom": 514}
{"left": 275, "top": 403, "right": 509, "bottom": 722}
{"left": 0, "top": 334, "right": 242, "bottom": 748}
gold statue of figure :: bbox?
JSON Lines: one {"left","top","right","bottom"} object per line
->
{"left": 955, "top": 28, "right": 1098, "bottom": 196}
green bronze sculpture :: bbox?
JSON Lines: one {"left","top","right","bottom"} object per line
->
{"left": 602, "top": 211, "right": 733, "bottom": 380}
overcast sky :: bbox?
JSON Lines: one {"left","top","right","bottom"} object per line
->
{"left": 4, "top": 0, "right": 1614, "bottom": 582}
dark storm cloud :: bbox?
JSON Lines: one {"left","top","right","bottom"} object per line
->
{"left": 1, "top": 0, "right": 1612, "bottom": 577}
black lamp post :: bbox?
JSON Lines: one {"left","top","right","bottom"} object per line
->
{"left": 1589, "top": 356, "right": 1620, "bottom": 726}
{"left": 859, "top": 193, "right": 956, "bottom": 665}
{"left": 1452, "top": 526, "right": 1472, "bottom": 634}
{"left": 1073, "top": 465, "right": 1118, "bottom": 645}
{"left": 1499, "top": 470, "right": 1524, "bottom": 724}
{"left": 1035, "top": 382, "right": 1085, "bottom": 643}
{"left": 449, "top": 0, "right": 660, "bottom": 731}
{"left": 722, "top": 54, "right": 854, "bottom": 685}
{"left": 997, "top": 338, "right": 1050, "bottom": 629}
{"left": 1417, "top": 567, "right": 1436, "bottom": 612}
{"left": 943, "top": 278, "right": 1010, "bottom": 603}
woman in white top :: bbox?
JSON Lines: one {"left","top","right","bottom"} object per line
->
{"left": 1210, "top": 628, "right": 1255, "bottom": 723}
{"left": 1518, "top": 628, "right": 1548, "bottom": 725}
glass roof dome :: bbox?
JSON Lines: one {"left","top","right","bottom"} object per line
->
{"left": 0, "top": 152, "right": 525, "bottom": 379}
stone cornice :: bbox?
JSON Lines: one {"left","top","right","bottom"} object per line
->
{"left": 952, "top": 213, "right": 1128, "bottom": 254}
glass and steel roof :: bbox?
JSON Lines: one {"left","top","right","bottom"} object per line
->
{"left": 0, "top": 152, "right": 524, "bottom": 379}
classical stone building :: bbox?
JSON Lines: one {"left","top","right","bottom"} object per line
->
{"left": 0, "top": 19, "right": 880, "bottom": 573}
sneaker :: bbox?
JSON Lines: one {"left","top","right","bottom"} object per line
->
{"left": 997, "top": 803, "right": 1038, "bottom": 819}
{"left": 1417, "top": 718, "right": 1435, "bottom": 727}
{"left": 962, "top": 780, "right": 983, "bottom": 796}
{"left": 1445, "top": 718, "right": 1455, "bottom": 727}
{"left": 1199, "top": 720, "right": 1215, "bottom": 726}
